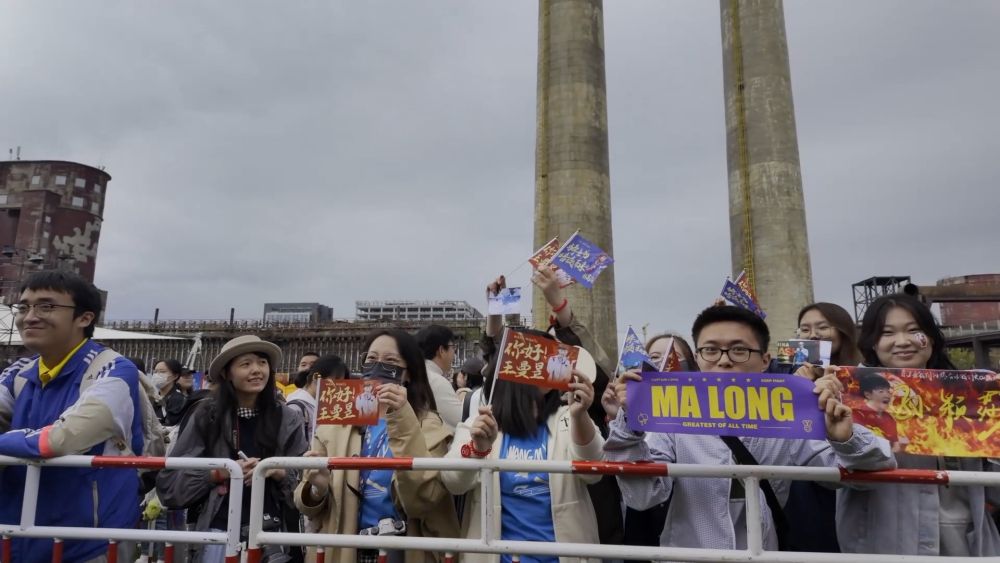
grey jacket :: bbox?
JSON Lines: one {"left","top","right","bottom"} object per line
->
{"left": 837, "top": 453, "right": 1000, "bottom": 556}
{"left": 603, "top": 411, "right": 895, "bottom": 551}
{"left": 156, "top": 399, "right": 308, "bottom": 531}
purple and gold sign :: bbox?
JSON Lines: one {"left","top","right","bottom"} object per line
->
{"left": 626, "top": 372, "right": 825, "bottom": 439}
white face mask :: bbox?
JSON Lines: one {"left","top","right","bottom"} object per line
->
{"left": 152, "top": 373, "right": 170, "bottom": 389}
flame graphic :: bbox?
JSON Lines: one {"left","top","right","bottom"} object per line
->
{"left": 836, "top": 367, "right": 1000, "bottom": 457}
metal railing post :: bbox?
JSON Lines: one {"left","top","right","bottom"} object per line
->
{"left": 743, "top": 476, "right": 764, "bottom": 556}
{"left": 19, "top": 464, "right": 41, "bottom": 528}
{"left": 479, "top": 467, "right": 494, "bottom": 546}
{"left": 226, "top": 465, "right": 245, "bottom": 563}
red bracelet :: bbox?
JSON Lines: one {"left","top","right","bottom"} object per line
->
{"left": 552, "top": 298, "right": 568, "bottom": 313}
{"left": 460, "top": 440, "right": 492, "bottom": 458}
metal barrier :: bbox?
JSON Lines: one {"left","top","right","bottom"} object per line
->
{"left": 247, "top": 456, "right": 1000, "bottom": 563}
{"left": 0, "top": 455, "right": 245, "bottom": 563}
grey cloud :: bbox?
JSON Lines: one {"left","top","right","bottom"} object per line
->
{"left": 2, "top": 1, "right": 997, "bottom": 340}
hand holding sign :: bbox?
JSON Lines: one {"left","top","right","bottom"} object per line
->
{"left": 814, "top": 371, "right": 853, "bottom": 442}
{"left": 378, "top": 382, "right": 408, "bottom": 416}
{"left": 486, "top": 275, "right": 507, "bottom": 299}
{"left": 568, "top": 371, "right": 595, "bottom": 417}
{"left": 601, "top": 382, "right": 620, "bottom": 418}
{"left": 304, "top": 450, "right": 331, "bottom": 492}
{"left": 532, "top": 265, "right": 565, "bottom": 306}
{"left": 616, "top": 370, "right": 642, "bottom": 411}
{"left": 469, "top": 405, "right": 498, "bottom": 454}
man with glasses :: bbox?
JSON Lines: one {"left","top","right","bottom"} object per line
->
{"left": 0, "top": 271, "right": 144, "bottom": 563}
{"left": 415, "top": 324, "right": 463, "bottom": 429}
{"left": 604, "top": 305, "right": 895, "bottom": 552}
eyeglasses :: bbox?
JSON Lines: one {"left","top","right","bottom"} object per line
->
{"left": 796, "top": 324, "right": 834, "bottom": 339}
{"left": 447, "top": 343, "right": 458, "bottom": 350}
{"left": 696, "top": 346, "right": 763, "bottom": 364}
{"left": 11, "top": 303, "right": 77, "bottom": 316}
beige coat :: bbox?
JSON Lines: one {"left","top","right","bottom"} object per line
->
{"left": 440, "top": 404, "right": 603, "bottom": 563}
{"left": 294, "top": 403, "right": 460, "bottom": 563}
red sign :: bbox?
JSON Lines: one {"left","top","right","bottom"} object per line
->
{"left": 497, "top": 328, "right": 579, "bottom": 391}
{"left": 316, "top": 379, "right": 379, "bottom": 426}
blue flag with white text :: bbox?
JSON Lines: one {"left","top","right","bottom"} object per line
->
{"left": 551, "top": 232, "right": 614, "bottom": 289}
{"left": 619, "top": 326, "right": 650, "bottom": 370}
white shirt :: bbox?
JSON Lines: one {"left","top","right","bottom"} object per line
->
{"left": 425, "top": 359, "right": 462, "bottom": 429}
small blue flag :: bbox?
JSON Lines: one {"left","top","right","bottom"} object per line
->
{"left": 551, "top": 231, "right": 614, "bottom": 289}
{"left": 721, "top": 279, "right": 767, "bottom": 319}
{"left": 619, "top": 326, "right": 650, "bottom": 370}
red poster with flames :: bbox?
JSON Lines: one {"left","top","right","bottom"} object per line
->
{"left": 497, "top": 328, "right": 579, "bottom": 391}
{"left": 316, "top": 379, "right": 379, "bottom": 426}
{"left": 835, "top": 366, "right": 1000, "bottom": 457}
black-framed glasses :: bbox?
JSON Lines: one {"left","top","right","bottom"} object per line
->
{"left": 10, "top": 303, "right": 77, "bottom": 316}
{"left": 696, "top": 346, "right": 763, "bottom": 364}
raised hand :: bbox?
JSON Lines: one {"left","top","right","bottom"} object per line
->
{"left": 468, "top": 405, "right": 499, "bottom": 453}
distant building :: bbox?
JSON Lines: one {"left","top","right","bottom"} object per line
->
{"left": 263, "top": 302, "right": 334, "bottom": 324}
{"left": 0, "top": 160, "right": 111, "bottom": 300}
{"left": 355, "top": 300, "right": 483, "bottom": 322}
{"left": 937, "top": 274, "right": 1000, "bottom": 327}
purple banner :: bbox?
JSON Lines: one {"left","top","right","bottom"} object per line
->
{"left": 626, "top": 371, "right": 826, "bottom": 439}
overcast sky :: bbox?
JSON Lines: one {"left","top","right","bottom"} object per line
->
{"left": 2, "top": 1, "right": 998, "bottom": 343}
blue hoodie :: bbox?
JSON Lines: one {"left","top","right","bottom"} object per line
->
{"left": 0, "top": 340, "right": 143, "bottom": 563}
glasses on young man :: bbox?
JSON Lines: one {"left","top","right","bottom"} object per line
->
{"left": 10, "top": 303, "right": 76, "bottom": 316}
{"left": 696, "top": 346, "right": 763, "bottom": 364}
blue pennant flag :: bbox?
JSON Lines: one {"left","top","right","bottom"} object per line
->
{"left": 551, "top": 231, "right": 614, "bottom": 289}
{"left": 721, "top": 279, "right": 767, "bottom": 319}
{"left": 619, "top": 326, "right": 650, "bottom": 370}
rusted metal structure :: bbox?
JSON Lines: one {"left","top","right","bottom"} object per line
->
{"left": 100, "top": 318, "right": 486, "bottom": 374}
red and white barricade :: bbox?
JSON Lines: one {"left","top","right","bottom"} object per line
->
{"left": 245, "top": 457, "right": 1000, "bottom": 563}
{"left": 0, "top": 454, "right": 244, "bottom": 563}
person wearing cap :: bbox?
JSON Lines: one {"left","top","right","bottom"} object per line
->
{"left": 156, "top": 335, "right": 309, "bottom": 563}
{"left": 440, "top": 328, "right": 603, "bottom": 563}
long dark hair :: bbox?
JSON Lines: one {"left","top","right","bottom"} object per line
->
{"left": 797, "top": 302, "right": 862, "bottom": 366}
{"left": 858, "top": 294, "right": 955, "bottom": 370}
{"left": 362, "top": 329, "right": 436, "bottom": 418}
{"left": 205, "top": 352, "right": 284, "bottom": 457}
{"left": 490, "top": 329, "right": 562, "bottom": 439}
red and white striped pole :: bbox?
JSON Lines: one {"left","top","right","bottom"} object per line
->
{"left": 316, "top": 547, "right": 326, "bottom": 563}
{"left": 377, "top": 549, "right": 388, "bottom": 563}
{"left": 443, "top": 552, "right": 455, "bottom": 563}
{"left": 106, "top": 540, "right": 118, "bottom": 563}
{"left": 163, "top": 542, "right": 174, "bottom": 563}
{"left": 1, "top": 535, "right": 11, "bottom": 563}
{"left": 50, "top": 538, "right": 63, "bottom": 563}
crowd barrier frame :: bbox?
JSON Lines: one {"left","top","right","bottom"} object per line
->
{"left": 0, "top": 455, "right": 998, "bottom": 562}
{"left": 0, "top": 454, "right": 245, "bottom": 563}
{"left": 247, "top": 457, "right": 1000, "bottom": 563}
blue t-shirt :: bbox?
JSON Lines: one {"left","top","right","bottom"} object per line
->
{"left": 359, "top": 419, "right": 400, "bottom": 529}
{"left": 499, "top": 425, "right": 557, "bottom": 563}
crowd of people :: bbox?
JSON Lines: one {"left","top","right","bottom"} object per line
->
{"left": 0, "top": 269, "right": 998, "bottom": 562}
